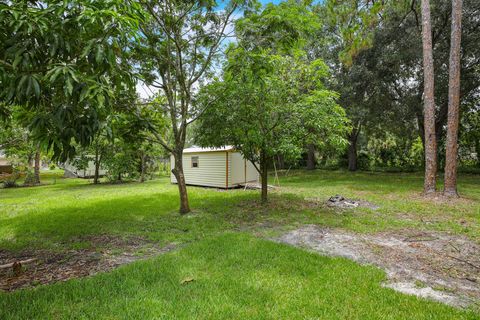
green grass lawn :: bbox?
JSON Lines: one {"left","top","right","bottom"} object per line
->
{"left": 1, "top": 234, "right": 477, "bottom": 320}
{"left": 0, "top": 170, "right": 479, "bottom": 319}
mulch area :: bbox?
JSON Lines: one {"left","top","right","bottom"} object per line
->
{"left": 0, "top": 235, "right": 175, "bottom": 292}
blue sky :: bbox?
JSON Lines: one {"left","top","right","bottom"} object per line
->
{"left": 137, "top": 0, "right": 294, "bottom": 99}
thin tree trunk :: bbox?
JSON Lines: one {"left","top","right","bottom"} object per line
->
{"left": 172, "top": 152, "right": 190, "bottom": 214}
{"left": 140, "top": 153, "right": 146, "bottom": 183}
{"left": 476, "top": 140, "right": 480, "bottom": 168}
{"left": 93, "top": 146, "right": 100, "bottom": 184}
{"left": 421, "top": 0, "right": 438, "bottom": 195}
{"left": 416, "top": 112, "right": 426, "bottom": 149}
{"left": 33, "top": 146, "right": 40, "bottom": 185}
{"left": 444, "top": 0, "right": 463, "bottom": 197}
{"left": 260, "top": 151, "right": 268, "bottom": 204}
{"left": 276, "top": 154, "right": 285, "bottom": 170}
{"left": 306, "top": 144, "right": 316, "bottom": 170}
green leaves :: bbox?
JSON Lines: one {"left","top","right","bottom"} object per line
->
{"left": 0, "top": 0, "right": 139, "bottom": 160}
{"left": 197, "top": 49, "right": 349, "bottom": 168}
{"left": 323, "top": 0, "right": 384, "bottom": 67}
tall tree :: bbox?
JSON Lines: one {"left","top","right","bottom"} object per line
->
{"left": 312, "top": 0, "right": 384, "bottom": 171}
{"left": 421, "top": 0, "right": 438, "bottom": 194}
{"left": 196, "top": 52, "right": 348, "bottom": 203}
{"left": 133, "top": 0, "right": 250, "bottom": 214}
{"left": 443, "top": 0, "right": 463, "bottom": 197}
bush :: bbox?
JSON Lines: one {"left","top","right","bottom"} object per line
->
{"left": 1, "top": 172, "right": 20, "bottom": 188}
{"left": 357, "top": 151, "right": 372, "bottom": 170}
{"left": 3, "top": 180, "right": 18, "bottom": 188}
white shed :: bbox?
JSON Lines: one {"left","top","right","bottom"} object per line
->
{"left": 62, "top": 158, "right": 107, "bottom": 178}
{"left": 170, "top": 146, "right": 258, "bottom": 188}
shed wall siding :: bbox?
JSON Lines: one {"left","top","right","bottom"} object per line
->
{"left": 230, "top": 153, "right": 257, "bottom": 185}
{"left": 171, "top": 152, "right": 228, "bottom": 188}
{"left": 171, "top": 151, "right": 258, "bottom": 188}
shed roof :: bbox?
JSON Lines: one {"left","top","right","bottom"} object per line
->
{"left": 183, "top": 145, "right": 234, "bottom": 154}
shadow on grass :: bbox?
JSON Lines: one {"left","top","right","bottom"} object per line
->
{"left": 0, "top": 234, "right": 476, "bottom": 320}
{"left": 0, "top": 187, "right": 262, "bottom": 251}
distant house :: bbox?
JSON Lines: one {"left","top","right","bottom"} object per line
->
{"left": 0, "top": 150, "right": 13, "bottom": 174}
{"left": 170, "top": 146, "right": 258, "bottom": 189}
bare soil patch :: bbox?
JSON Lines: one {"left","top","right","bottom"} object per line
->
{"left": 277, "top": 225, "right": 480, "bottom": 308}
{"left": 0, "top": 235, "right": 175, "bottom": 292}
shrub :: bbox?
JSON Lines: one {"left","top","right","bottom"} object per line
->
{"left": 3, "top": 180, "right": 18, "bottom": 188}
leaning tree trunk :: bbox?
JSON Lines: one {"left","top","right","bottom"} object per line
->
{"left": 444, "top": 0, "right": 463, "bottom": 197}
{"left": 306, "top": 144, "right": 316, "bottom": 170}
{"left": 421, "top": 0, "right": 438, "bottom": 195}
{"left": 172, "top": 152, "right": 191, "bottom": 214}
{"left": 260, "top": 151, "right": 268, "bottom": 204}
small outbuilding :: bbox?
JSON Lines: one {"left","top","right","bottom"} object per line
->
{"left": 62, "top": 158, "right": 107, "bottom": 178}
{"left": 0, "top": 150, "right": 13, "bottom": 174}
{"left": 170, "top": 146, "right": 258, "bottom": 188}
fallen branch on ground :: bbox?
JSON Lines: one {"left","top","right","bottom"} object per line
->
{"left": 0, "top": 258, "right": 37, "bottom": 270}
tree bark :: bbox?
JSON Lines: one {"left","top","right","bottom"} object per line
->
{"left": 416, "top": 111, "right": 426, "bottom": 150}
{"left": 476, "top": 140, "right": 480, "bottom": 168}
{"left": 444, "top": 0, "right": 463, "bottom": 197}
{"left": 276, "top": 154, "right": 285, "bottom": 170}
{"left": 421, "top": 0, "right": 438, "bottom": 195}
{"left": 172, "top": 152, "right": 190, "bottom": 214}
{"left": 93, "top": 146, "right": 100, "bottom": 184}
{"left": 306, "top": 144, "right": 316, "bottom": 170}
{"left": 140, "top": 153, "right": 146, "bottom": 183}
{"left": 348, "top": 124, "right": 361, "bottom": 172}
{"left": 33, "top": 146, "right": 40, "bottom": 185}
{"left": 260, "top": 151, "right": 268, "bottom": 204}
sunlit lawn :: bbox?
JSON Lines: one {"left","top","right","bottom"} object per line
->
{"left": 0, "top": 169, "right": 479, "bottom": 319}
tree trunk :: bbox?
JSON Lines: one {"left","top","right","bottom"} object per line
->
{"left": 172, "top": 152, "right": 191, "bottom": 214}
{"left": 276, "top": 154, "right": 285, "bottom": 170}
{"left": 348, "top": 125, "right": 360, "bottom": 172}
{"left": 444, "top": 0, "right": 463, "bottom": 197}
{"left": 306, "top": 144, "right": 316, "bottom": 170}
{"left": 33, "top": 146, "right": 41, "bottom": 185}
{"left": 421, "top": 0, "right": 438, "bottom": 195}
{"left": 140, "top": 153, "right": 146, "bottom": 183}
{"left": 476, "top": 140, "right": 480, "bottom": 168}
{"left": 416, "top": 111, "right": 426, "bottom": 150}
{"left": 260, "top": 151, "right": 268, "bottom": 204}
{"left": 93, "top": 146, "right": 100, "bottom": 184}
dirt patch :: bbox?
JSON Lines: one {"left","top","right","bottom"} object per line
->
{"left": 277, "top": 225, "right": 480, "bottom": 308}
{"left": 0, "top": 235, "right": 176, "bottom": 292}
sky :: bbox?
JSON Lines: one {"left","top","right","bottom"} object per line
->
{"left": 136, "top": 0, "right": 290, "bottom": 99}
